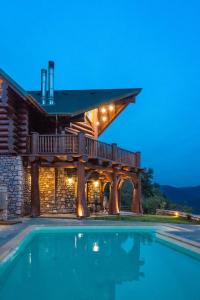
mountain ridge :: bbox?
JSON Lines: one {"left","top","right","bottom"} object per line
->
{"left": 160, "top": 185, "right": 200, "bottom": 214}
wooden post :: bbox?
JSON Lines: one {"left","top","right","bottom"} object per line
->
{"left": 76, "top": 162, "right": 89, "bottom": 218}
{"left": 132, "top": 175, "right": 142, "bottom": 214}
{"left": 31, "top": 132, "right": 39, "bottom": 154}
{"left": 78, "top": 132, "right": 86, "bottom": 155}
{"left": 135, "top": 151, "right": 141, "bottom": 168}
{"left": 109, "top": 172, "right": 119, "bottom": 215}
{"left": 31, "top": 160, "right": 40, "bottom": 217}
{"left": 112, "top": 143, "right": 117, "bottom": 161}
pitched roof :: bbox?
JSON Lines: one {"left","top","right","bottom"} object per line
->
{"left": 0, "top": 68, "right": 141, "bottom": 116}
{"left": 28, "top": 88, "right": 141, "bottom": 116}
{"left": 0, "top": 68, "right": 28, "bottom": 98}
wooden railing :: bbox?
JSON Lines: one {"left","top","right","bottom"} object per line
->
{"left": 26, "top": 132, "right": 140, "bottom": 168}
{"left": 86, "top": 138, "right": 113, "bottom": 160}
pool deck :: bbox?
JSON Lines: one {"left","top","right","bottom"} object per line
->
{"left": 0, "top": 217, "right": 200, "bottom": 261}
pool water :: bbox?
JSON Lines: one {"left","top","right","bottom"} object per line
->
{"left": 0, "top": 227, "right": 200, "bottom": 300}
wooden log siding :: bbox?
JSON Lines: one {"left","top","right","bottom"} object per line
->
{"left": 26, "top": 133, "right": 138, "bottom": 168}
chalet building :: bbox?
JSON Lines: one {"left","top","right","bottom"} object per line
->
{"left": 0, "top": 61, "right": 142, "bottom": 219}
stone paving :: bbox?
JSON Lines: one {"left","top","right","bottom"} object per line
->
{"left": 0, "top": 217, "right": 200, "bottom": 249}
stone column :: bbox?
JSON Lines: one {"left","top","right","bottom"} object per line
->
{"left": 31, "top": 160, "right": 40, "bottom": 217}
{"left": 109, "top": 172, "right": 119, "bottom": 215}
{"left": 76, "top": 162, "right": 89, "bottom": 218}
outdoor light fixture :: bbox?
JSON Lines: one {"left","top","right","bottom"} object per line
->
{"left": 102, "top": 116, "right": 107, "bottom": 122}
{"left": 66, "top": 177, "right": 73, "bottom": 184}
{"left": 109, "top": 104, "right": 114, "bottom": 111}
{"left": 101, "top": 107, "right": 106, "bottom": 113}
{"left": 92, "top": 242, "right": 99, "bottom": 252}
{"left": 94, "top": 180, "right": 99, "bottom": 188}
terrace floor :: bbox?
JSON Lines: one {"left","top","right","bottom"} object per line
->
{"left": 0, "top": 217, "right": 200, "bottom": 260}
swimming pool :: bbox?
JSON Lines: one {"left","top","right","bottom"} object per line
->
{"left": 0, "top": 227, "right": 200, "bottom": 300}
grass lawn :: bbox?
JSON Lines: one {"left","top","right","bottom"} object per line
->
{"left": 90, "top": 214, "right": 200, "bottom": 224}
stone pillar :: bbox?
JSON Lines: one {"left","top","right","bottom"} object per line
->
{"left": 0, "top": 155, "right": 24, "bottom": 218}
{"left": 76, "top": 162, "right": 89, "bottom": 218}
{"left": 109, "top": 172, "right": 119, "bottom": 215}
{"left": 0, "top": 184, "right": 8, "bottom": 220}
{"left": 132, "top": 175, "right": 142, "bottom": 214}
{"left": 31, "top": 161, "right": 40, "bottom": 217}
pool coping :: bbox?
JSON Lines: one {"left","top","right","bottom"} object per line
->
{"left": 0, "top": 223, "right": 200, "bottom": 262}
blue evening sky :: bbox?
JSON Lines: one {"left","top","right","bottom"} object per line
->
{"left": 1, "top": 0, "right": 200, "bottom": 187}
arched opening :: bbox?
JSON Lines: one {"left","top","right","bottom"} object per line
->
{"left": 118, "top": 178, "right": 134, "bottom": 212}
{"left": 102, "top": 182, "right": 111, "bottom": 212}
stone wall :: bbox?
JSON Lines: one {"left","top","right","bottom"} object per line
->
{"left": 0, "top": 155, "right": 24, "bottom": 217}
{"left": 39, "top": 167, "right": 56, "bottom": 214}
{"left": 0, "top": 184, "right": 8, "bottom": 220}
{"left": 39, "top": 167, "right": 76, "bottom": 214}
{"left": 23, "top": 167, "right": 31, "bottom": 215}
{"left": 55, "top": 168, "right": 76, "bottom": 213}
{"left": 87, "top": 181, "right": 101, "bottom": 212}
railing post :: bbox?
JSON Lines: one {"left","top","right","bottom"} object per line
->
{"left": 135, "top": 151, "right": 141, "bottom": 168}
{"left": 112, "top": 143, "right": 117, "bottom": 161}
{"left": 60, "top": 130, "right": 66, "bottom": 153}
{"left": 78, "top": 132, "right": 86, "bottom": 155}
{"left": 31, "top": 132, "right": 39, "bottom": 154}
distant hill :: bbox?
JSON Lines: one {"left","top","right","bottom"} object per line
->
{"left": 160, "top": 185, "right": 200, "bottom": 214}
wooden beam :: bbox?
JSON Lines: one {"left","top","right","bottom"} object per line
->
{"left": 109, "top": 172, "right": 119, "bottom": 215}
{"left": 76, "top": 162, "right": 89, "bottom": 218}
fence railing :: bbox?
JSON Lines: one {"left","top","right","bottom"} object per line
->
{"left": 26, "top": 132, "right": 139, "bottom": 168}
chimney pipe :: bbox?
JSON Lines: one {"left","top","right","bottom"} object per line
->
{"left": 48, "top": 60, "right": 54, "bottom": 105}
{"left": 41, "top": 69, "right": 47, "bottom": 105}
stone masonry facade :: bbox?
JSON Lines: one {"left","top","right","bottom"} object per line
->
{"left": 39, "top": 167, "right": 76, "bottom": 214}
{"left": 0, "top": 157, "right": 103, "bottom": 217}
{"left": 0, "top": 155, "right": 24, "bottom": 217}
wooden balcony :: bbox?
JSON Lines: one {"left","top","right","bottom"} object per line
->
{"left": 26, "top": 132, "right": 140, "bottom": 168}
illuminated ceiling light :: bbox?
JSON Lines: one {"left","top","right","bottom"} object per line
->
{"left": 102, "top": 116, "right": 107, "bottom": 122}
{"left": 101, "top": 107, "right": 106, "bottom": 113}
{"left": 92, "top": 242, "right": 99, "bottom": 252}
{"left": 109, "top": 104, "right": 114, "bottom": 111}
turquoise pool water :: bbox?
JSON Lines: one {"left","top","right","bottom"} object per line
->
{"left": 0, "top": 227, "right": 200, "bottom": 300}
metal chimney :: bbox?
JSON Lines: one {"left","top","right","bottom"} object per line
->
{"left": 48, "top": 61, "right": 55, "bottom": 105}
{"left": 41, "top": 69, "right": 47, "bottom": 105}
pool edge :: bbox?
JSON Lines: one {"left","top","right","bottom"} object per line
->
{"left": 0, "top": 224, "right": 199, "bottom": 262}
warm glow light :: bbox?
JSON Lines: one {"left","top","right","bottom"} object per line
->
{"left": 101, "top": 107, "right": 106, "bottom": 113}
{"left": 109, "top": 104, "right": 114, "bottom": 111}
{"left": 102, "top": 116, "right": 107, "bottom": 122}
{"left": 66, "top": 177, "right": 74, "bottom": 184}
{"left": 175, "top": 212, "right": 179, "bottom": 217}
{"left": 92, "top": 242, "right": 99, "bottom": 252}
{"left": 94, "top": 180, "right": 99, "bottom": 188}
{"left": 96, "top": 121, "right": 100, "bottom": 126}
{"left": 78, "top": 205, "right": 83, "bottom": 217}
